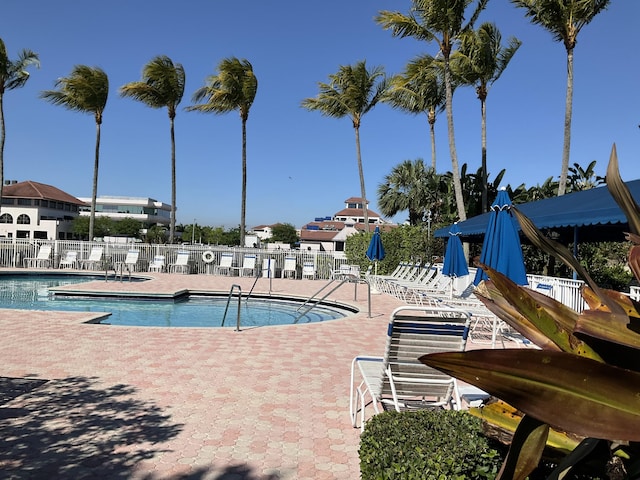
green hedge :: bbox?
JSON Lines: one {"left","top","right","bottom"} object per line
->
{"left": 359, "top": 409, "right": 504, "bottom": 480}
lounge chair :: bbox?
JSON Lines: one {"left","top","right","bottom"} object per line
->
{"left": 115, "top": 249, "right": 140, "bottom": 274}
{"left": 350, "top": 306, "right": 471, "bottom": 431}
{"left": 232, "top": 254, "right": 258, "bottom": 277}
{"left": 59, "top": 250, "right": 78, "bottom": 269}
{"left": 214, "top": 252, "right": 234, "bottom": 276}
{"left": 80, "top": 247, "right": 105, "bottom": 270}
{"left": 301, "top": 261, "right": 316, "bottom": 280}
{"left": 148, "top": 255, "right": 166, "bottom": 273}
{"left": 23, "top": 244, "right": 52, "bottom": 268}
{"left": 168, "top": 251, "right": 191, "bottom": 274}
{"left": 282, "top": 256, "right": 298, "bottom": 279}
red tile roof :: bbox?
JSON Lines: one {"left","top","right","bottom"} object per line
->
{"left": 3, "top": 181, "right": 85, "bottom": 205}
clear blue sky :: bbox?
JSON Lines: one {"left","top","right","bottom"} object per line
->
{"left": 2, "top": 1, "right": 639, "bottom": 229}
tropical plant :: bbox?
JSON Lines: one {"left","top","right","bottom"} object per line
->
{"left": 452, "top": 22, "right": 521, "bottom": 212}
{"left": 269, "top": 223, "right": 299, "bottom": 244}
{"left": 41, "top": 65, "right": 108, "bottom": 242}
{"left": 377, "top": 159, "right": 442, "bottom": 226}
{"left": 376, "top": 0, "right": 488, "bottom": 222}
{"left": 120, "top": 55, "right": 185, "bottom": 243}
{"left": 511, "top": 0, "right": 610, "bottom": 196}
{"left": 0, "top": 38, "right": 39, "bottom": 208}
{"left": 567, "top": 159, "right": 605, "bottom": 192}
{"left": 301, "top": 60, "right": 388, "bottom": 232}
{"left": 186, "top": 57, "right": 257, "bottom": 247}
{"left": 421, "top": 145, "right": 640, "bottom": 478}
{"left": 383, "top": 55, "right": 445, "bottom": 169}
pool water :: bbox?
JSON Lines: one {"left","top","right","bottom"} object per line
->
{"left": 0, "top": 275, "right": 351, "bottom": 327}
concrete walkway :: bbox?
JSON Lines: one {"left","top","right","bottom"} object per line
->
{"left": 0, "top": 271, "right": 412, "bottom": 479}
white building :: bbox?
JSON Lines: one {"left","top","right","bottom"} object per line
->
{"left": 0, "top": 180, "right": 84, "bottom": 240}
{"left": 77, "top": 196, "right": 171, "bottom": 228}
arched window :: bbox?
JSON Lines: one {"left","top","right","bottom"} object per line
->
{"left": 17, "top": 214, "right": 30, "bottom": 225}
{"left": 0, "top": 213, "right": 13, "bottom": 224}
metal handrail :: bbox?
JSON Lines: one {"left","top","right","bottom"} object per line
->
{"left": 222, "top": 284, "right": 242, "bottom": 331}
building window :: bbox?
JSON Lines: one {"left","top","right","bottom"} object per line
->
{"left": 17, "top": 214, "right": 30, "bottom": 225}
{"left": 17, "top": 198, "right": 32, "bottom": 206}
{"left": 0, "top": 213, "right": 12, "bottom": 224}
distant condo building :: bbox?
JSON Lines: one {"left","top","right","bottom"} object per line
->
{"left": 77, "top": 196, "right": 171, "bottom": 229}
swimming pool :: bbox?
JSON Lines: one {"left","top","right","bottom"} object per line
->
{"left": 0, "top": 274, "right": 354, "bottom": 327}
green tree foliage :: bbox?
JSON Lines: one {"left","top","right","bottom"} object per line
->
{"left": 114, "top": 217, "right": 142, "bottom": 237}
{"left": 269, "top": 223, "right": 298, "bottom": 244}
{"left": 186, "top": 57, "right": 257, "bottom": 247}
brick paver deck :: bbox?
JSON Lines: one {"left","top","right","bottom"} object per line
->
{"left": 0, "top": 270, "right": 411, "bottom": 479}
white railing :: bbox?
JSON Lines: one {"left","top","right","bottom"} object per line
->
{"left": 0, "top": 238, "right": 352, "bottom": 280}
{"left": 630, "top": 286, "right": 640, "bottom": 301}
{"left": 526, "top": 274, "right": 587, "bottom": 312}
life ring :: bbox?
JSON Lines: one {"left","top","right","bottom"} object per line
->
{"left": 202, "top": 251, "right": 215, "bottom": 264}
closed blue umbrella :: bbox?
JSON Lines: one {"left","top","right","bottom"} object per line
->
{"left": 366, "top": 226, "right": 385, "bottom": 275}
{"left": 442, "top": 222, "right": 469, "bottom": 278}
{"left": 474, "top": 188, "right": 528, "bottom": 286}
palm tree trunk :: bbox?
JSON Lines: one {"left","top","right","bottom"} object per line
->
{"left": 481, "top": 98, "right": 488, "bottom": 213}
{"left": 558, "top": 47, "right": 574, "bottom": 196}
{"left": 170, "top": 118, "right": 176, "bottom": 243}
{"left": 240, "top": 117, "right": 247, "bottom": 246}
{"left": 0, "top": 94, "right": 5, "bottom": 213}
{"left": 444, "top": 58, "right": 467, "bottom": 222}
{"left": 429, "top": 113, "right": 437, "bottom": 170}
{"left": 89, "top": 122, "right": 101, "bottom": 242}
{"left": 354, "top": 125, "right": 370, "bottom": 232}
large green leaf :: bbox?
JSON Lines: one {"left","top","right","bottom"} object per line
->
{"left": 420, "top": 349, "right": 640, "bottom": 441}
{"left": 606, "top": 144, "right": 640, "bottom": 235}
{"left": 497, "top": 415, "right": 549, "bottom": 480}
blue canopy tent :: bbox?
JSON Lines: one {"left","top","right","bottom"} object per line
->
{"left": 473, "top": 189, "right": 528, "bottom": 286}
{"left": 366, "top": 226, "right": 385, "bottom": 275}
{"left": 434, "top": 179, "right": 640, "bottom": 244}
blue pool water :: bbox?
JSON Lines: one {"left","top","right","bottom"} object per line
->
{"left": 0, "top": 275, "right": 351, "bottom": 327}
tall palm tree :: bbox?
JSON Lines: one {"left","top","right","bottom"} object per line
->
{"left": 384, "top": 55, "right": 445, "bottom": 170}
{"left": 377, "top": 0, "right": 488, "bottom": 222}
{"left": 0, "top": 38, "right": 39, "bottom": 209}
{"left": 377, "top": 159, "right": 442, "bottom": 226}
{"left": 120, "top": 55, "right": 185, "bottom": 243}
{"left": 41, "top": 66, "right": 108, "bottom": 242}
{"left": 185, "top": 57, "right": 257, "bottom": 247}
{"left": 511, "top": 0, "right": 610, "bottom": 196}
{"left": 302, "top": 60, "right": 388, "bottom": 232}
{"left": 453, "top": 22, "right": 521, "bottom": 212}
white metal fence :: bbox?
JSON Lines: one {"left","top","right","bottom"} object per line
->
{"left": 2, "top": 238, "right": 353, "bottom": 280}
{"left": 526, "top": 274, "right": 587, "bottom": 312}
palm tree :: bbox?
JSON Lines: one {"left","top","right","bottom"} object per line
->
{"left": 511, "top": 0, "right": 610, "bottom": 196}
{"left": 0, "top": 38, "right": 39, "bottom": 209}
{"left": 377, "top": 0, "right": 488, "bottom": 222}
{"left": 185, "top": 57, "right": 257, "bottom": 247}
{"left": 120, "top": 55, "right": 185, "bottom": 243}
{"left": 453, "top": 22, "right": 521, "bottom": 212}
{"left": 302, "top": 60, "right": 388, "bottom": 232}
{"left": 41, "top": 66, "right": 108, "bottom": 242}
{"left": 377, "top": 159, "right": 442, "bottom": 225}
{"left": 384, "top": 55, "right": 445, "bottom": 170}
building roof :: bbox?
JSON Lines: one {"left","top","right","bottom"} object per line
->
{"left": 4, "top": 180, "right": 85, "bottom": 205}
{"left": 334, "top": 207, "right": 382, "bottom": 218}
{"left": 344, "top": 196, "right": 369, "bottom": 204}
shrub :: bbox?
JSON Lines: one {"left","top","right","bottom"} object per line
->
{"left": 359, "top": 409, "right": 504, "bottom": 480}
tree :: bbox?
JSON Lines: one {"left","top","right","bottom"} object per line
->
{"left": 0, "top": 38, "right": 39, "bottom": 209}
{"left": 377, "top": 159, "right": 443, "bottom": 226}
{"left": 567, "top": 159, "right": 604, "bottom": 192}
{"left": 41, "top": 65, "right": 108, "bottom": 242}
{"left": 383, "top": 55, "right": 445, "bottom": 170}
{"left": 186, "top": 57, "right": 257, "bottom": 247}
{"left": 453, "top": 22, "right": 521, "bottom": 212}
{"left": 269, "top": 223, "right": 299, "bottom": 245}
{"left": 377, "top": 0, "right": 488, "bottom": 222}
{"left": 120, "top": 56, "right": 185, "bottom": 243}
{"left": 511, "top": 0, "right": 610, "bottom": 196}
{"left": 302, "top": 60, "right": 388, "bottom": 232}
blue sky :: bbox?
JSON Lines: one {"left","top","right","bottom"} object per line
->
{"left": 2, "top": 1, "right": 639, "bottom": 229}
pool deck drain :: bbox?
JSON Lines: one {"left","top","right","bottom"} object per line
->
{"left": 0, "top": 269, "right": 408, "bottom": 479}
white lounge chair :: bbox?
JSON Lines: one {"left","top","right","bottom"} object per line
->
{"left": 302, "top": 261, "right": 315, "bottom": 280}
{"left": 59, "top": 250, "right": 78, "bottom": 269}
{"left": 148, "top": 255, "right": 166, "bottom": 273}
{"left": 350, "top": 306, "right": 471, "bottom": 431}
{"left": 115, "top": 249, "right": 139, "bottom": 274}
{"left": 168, "top": 251, "right": 190, "bottom": 274}
{"left": 282, "top": 256, "right": 298, "bottom": 279}
{"left": 80, "top": 247, "right": 105, "bottom": 270}
{"left": 23, "top": 244, "right": 52, "bottom": 268}
{"left": 214, "top": 252, "right": 234, "bottom": 276}
{"left": 232, "top": 254, "right": 257, "bottom": 277}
